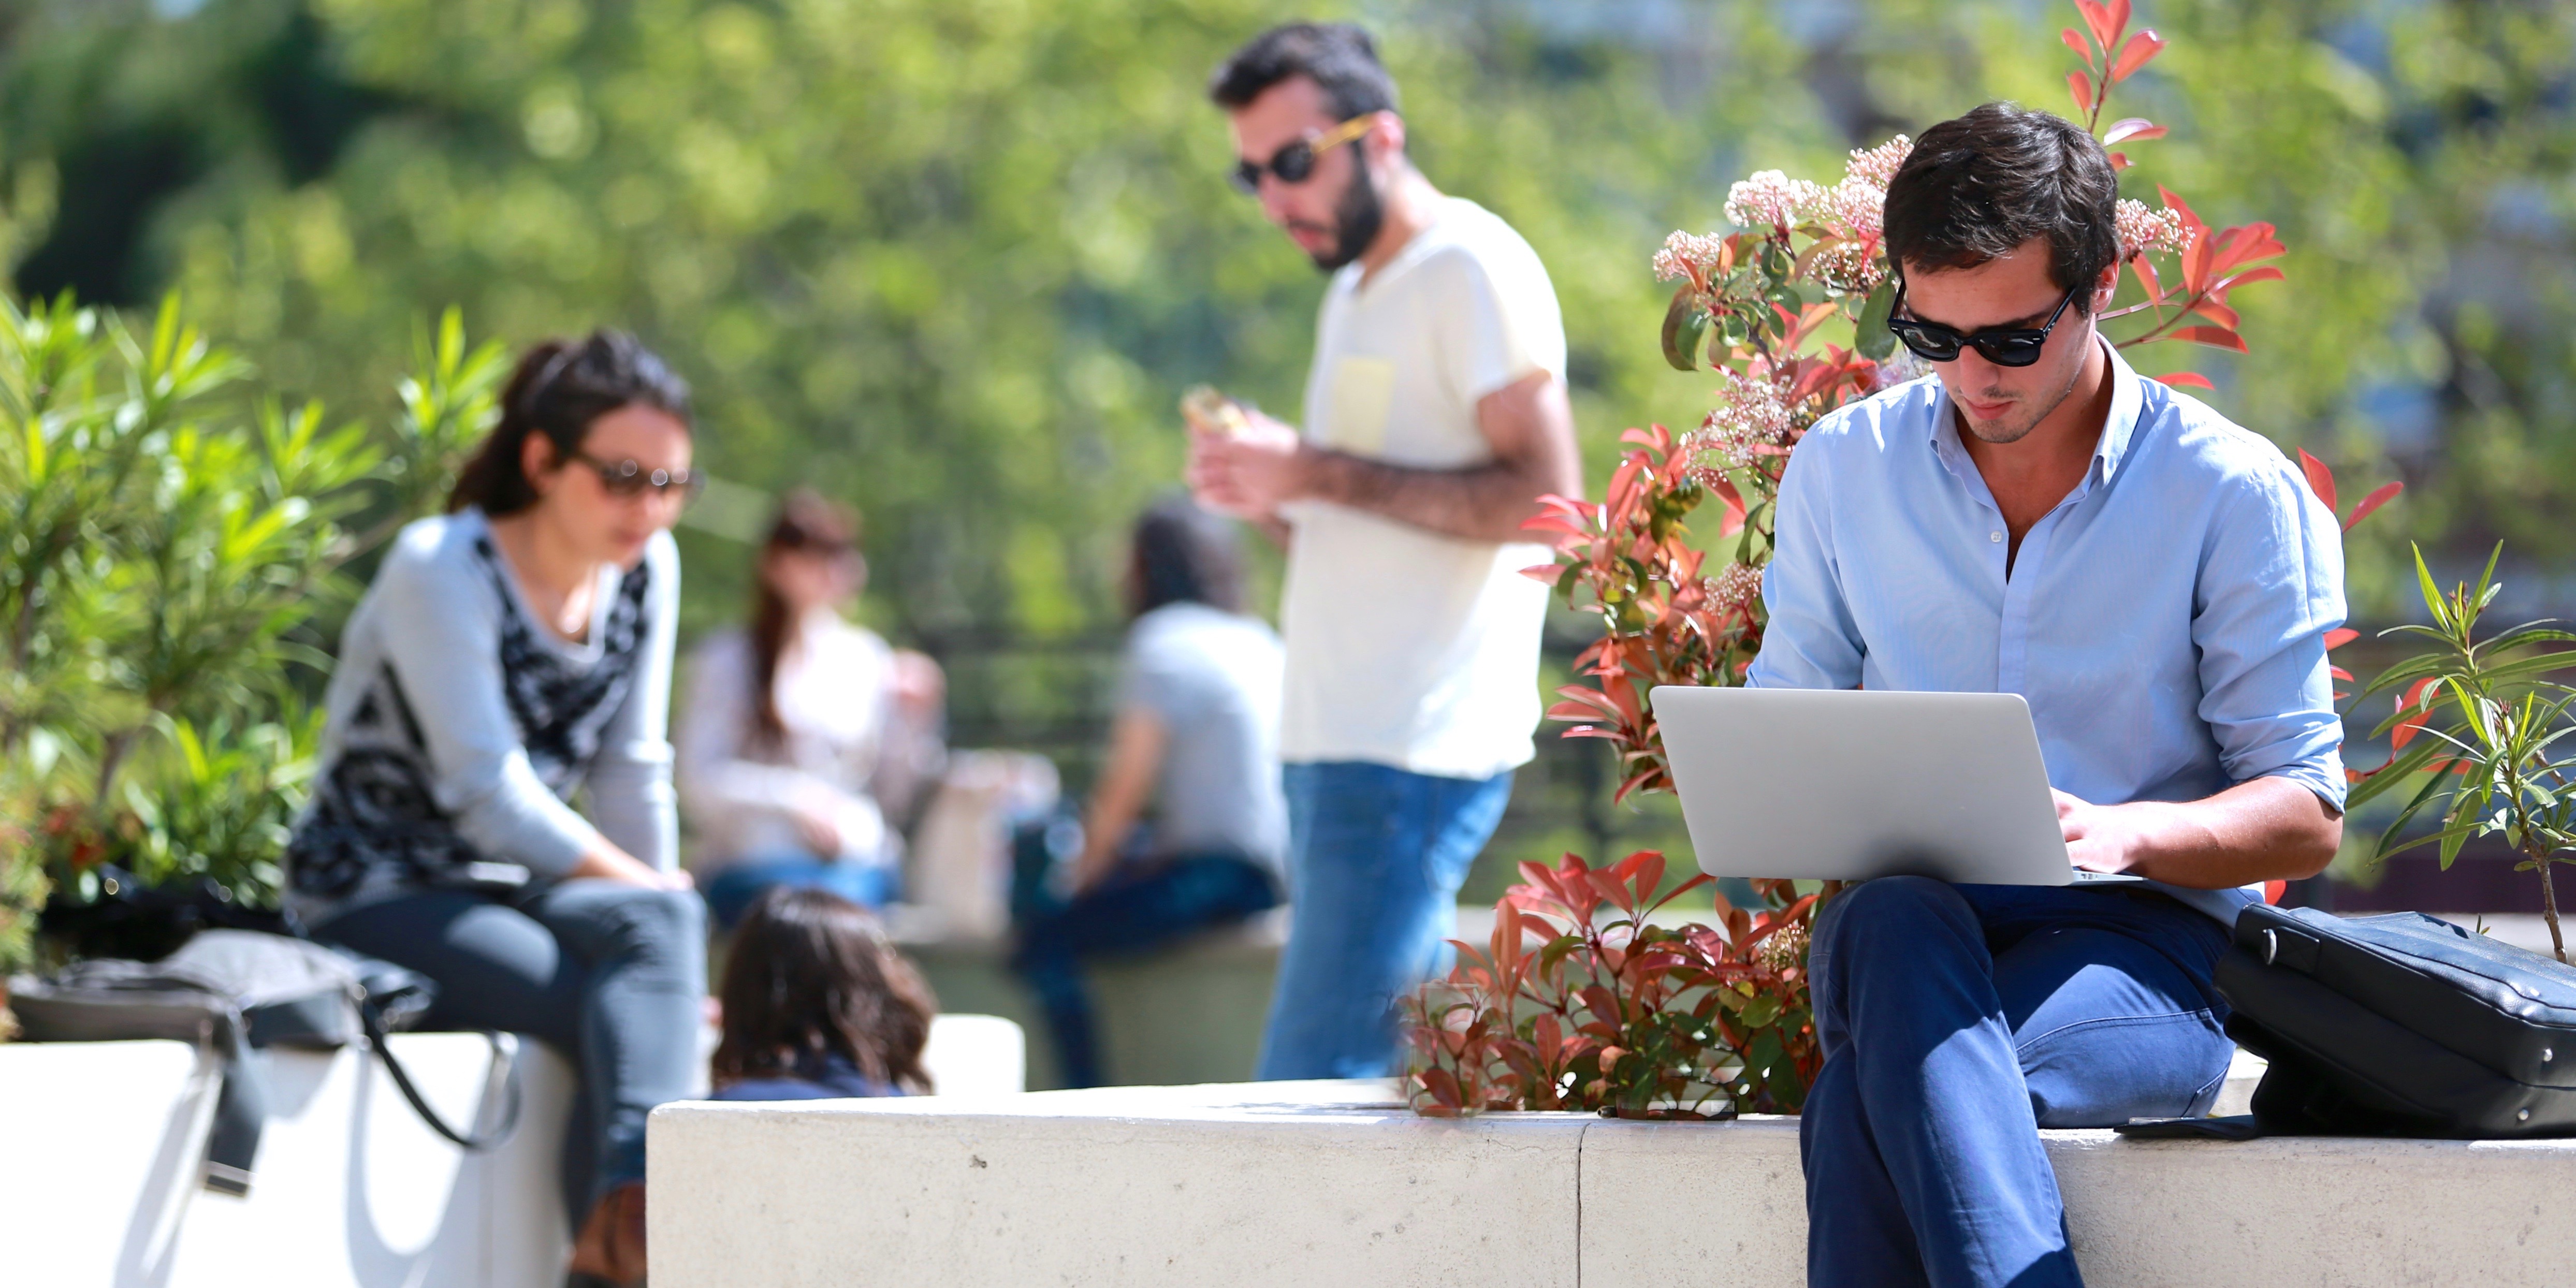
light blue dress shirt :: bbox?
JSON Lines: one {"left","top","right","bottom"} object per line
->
{"left": 1747, "top": 339, "right": 2346, "bottom": 924}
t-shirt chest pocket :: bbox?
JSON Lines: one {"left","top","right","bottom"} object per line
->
{"left": 1322, "top": 355, "right": 1396, "bottom": 456}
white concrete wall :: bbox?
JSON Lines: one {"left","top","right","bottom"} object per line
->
{"left": 1, "top": 1012, "right": 1023, "bottom": 1287}
{"left": 653, "top": 1076, "right": 2576, "bottom": 1288}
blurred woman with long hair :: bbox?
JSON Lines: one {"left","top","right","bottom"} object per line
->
{"left": 1010, "top": 496, "right": 1287, "bottom": 1087}
{"left": 288, "top": 330, "right": 702, "bottom": 1288}
{"left": 676, "top": 490, "right": 943, "bottom": 927}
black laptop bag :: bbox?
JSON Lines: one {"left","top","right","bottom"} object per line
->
{"left": 2213, "top": 904, "right": 2576, "bottom": 1138}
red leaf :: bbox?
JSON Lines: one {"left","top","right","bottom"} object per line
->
{"left": 1713, "top": 475, "right": 1748, "bottom": 537}
{"left": 2109, "top": 30, "right": 2165, "bottom": 82}
{"left": 2075, "top": 0, "right": 2120, "bottom": 55}
{"left": 2263, "top": 880, "right": 2287, "bottom": 906}
{"left": 2216, "top": 266, "right": 2286, "bottom": 293}
{"left": 2066, "top": 70, "right": 2095, "bottom": 116}
{"left": 2297, "top": 448, "right": 2338, "bottom": 514}
{"left": 2181, "top": 227, "right": 2214, "bottom": 295}
{"left": 2189, "top": 295, "right": 2242, "bottom": 331}
{"left": 2155, "top": 371, "right": 2214, "bottom": 391}
{"left": 2344, "top": 480, "right": 2403, "bottom": 532}
{"left": 2331, "top": 666, "right": 2355, "bottom": 683}
{"left": 2172, "top": 325, "right": 2247, "bottom": 353}
{"left": 2108, "top": 151, "right": 2131, "bottom": 172}
{"left": 2101, "top": 116, "right": 2166, "bottom": 145}
{"left": 2323, "top": 627, "right": 2360, "bottom": 650}
{"left": 2128, "top": 255, "right": 2164, "bottom": 304}
{"left": 2108, "top": 0, "right": 2133, "bottom": 40}
{"left": 2391, "top": 678, "right": 2437, "bottom": 751}
{"left": 2156, "top": 185, "right": 2205, "bottom": 230}
{"left": 2060, "top": 27, "right": 2095, "bottom": 69}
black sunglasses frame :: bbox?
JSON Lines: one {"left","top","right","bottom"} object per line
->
{"left": 1886, "top": 283, "right": 2080, "bottom": 368}
{"left": 571, "top": 449, "right": 705, "bottom": 505}
{"left": 1227, "top": 116, "right": 1374, "bottom": 195}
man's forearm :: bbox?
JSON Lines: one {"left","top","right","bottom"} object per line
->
{"left": 1301, "top": 449, "right": 1562, "bottom": 544}
{"left": 2118, "top": 776, "right": 2342, "bottom": 889}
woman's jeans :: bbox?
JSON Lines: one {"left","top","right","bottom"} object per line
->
{"left": 317, "top": 880, "right": 707, "bottom": 1226}
{"left": 700, "top": 855, "right": 897, "bottom": 929}
{"left": 1256, "top": 761, "right": 1515, "bottom": 1081}
{"left": 1800, "top": 877, "right": 2236, "bottom": 1288}
{"left": 1010, "top": 853, "right": 1280, "bottom": 1089}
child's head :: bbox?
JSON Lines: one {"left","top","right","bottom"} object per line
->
{"left": 712, "top": 886, "right": 937, "bottom": 1093}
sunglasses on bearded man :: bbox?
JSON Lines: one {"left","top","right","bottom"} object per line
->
{"left": 1885, "top": 282, "right": 2081, "bottom": 369}
{"left": 1227, "top": 115, "right": 1375, "bottom": 195}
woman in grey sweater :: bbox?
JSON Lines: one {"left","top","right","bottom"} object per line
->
{"left": 288, "top": 331, "right": 701, "bottom": 1288}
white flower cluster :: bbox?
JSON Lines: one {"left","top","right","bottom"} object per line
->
{"left": 1718, "top": 136, "right": 1914, "bottom": 294}
{"left": 1722, "top": 170, "right": 1818, "bottom": 233}
{"left": 1652, "top": 230, "right": 1730, "bottom": 286}
{"left": 1685, "top": 367, "right": 1797, "bottom": 471}
{"left": 1710, "top": 561, "right": 1765, "bottom": 614}
{"left": 2118, "top": 198, "right": 2191, "bottom": 260}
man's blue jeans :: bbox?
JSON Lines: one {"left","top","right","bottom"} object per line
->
{"left": 1011, "top": 853, "right": 1281, "bottom": 1089}
{"left": 1256, "top": 761, "right": 1515, "bottom": 1080}
{"left": 1802, "top": 877, "right": 2236, "bottom": 1288}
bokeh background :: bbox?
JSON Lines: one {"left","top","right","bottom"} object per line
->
{"left": 4, "top": 0, "right": 2569, "bottom": 899}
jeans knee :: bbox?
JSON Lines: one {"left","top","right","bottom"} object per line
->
{"left": 598, "top": 886, "right": 706, "bottom": 965}
{"left": 1816, "top": 875, "right": 1966, "bottom": 948}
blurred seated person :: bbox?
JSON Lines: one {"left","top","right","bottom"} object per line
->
{"left": 286, "top": 331, "right": 703, "bottom": 1288}
{"left": 677, "top": 490, "right": 944, "bottom": 927}
{"left": 1011, "top": 497, "right": 1288, "bottom": 1088}
{"left": 709, "top": 886, "right": 937, "bottom": 1100}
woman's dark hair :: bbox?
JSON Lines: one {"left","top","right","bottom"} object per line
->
{"left": 711, "top": 887, "right": 936, "bottom": 1094}
{"left": 1130, "top": 496, "right": 1244, "bottom": 618}
{"left": 1882, "top": 103, "right": 2120, "bottom": 308}
{"left": 748, "top": 489, "right": 861, "bottom": 750}
{"left": 447, "top": 329, "right": 694, "bottom": 515}
{"left": 1208, "top": 22, "right": 1400, "bottom": 121}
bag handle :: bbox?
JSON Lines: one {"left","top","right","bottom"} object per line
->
{"left": 357, "top": 996, "right": 523, "bottom": 1152}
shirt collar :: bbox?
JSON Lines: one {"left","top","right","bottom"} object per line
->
{"left": 1924, "top": 332, "right": 2146, "bottom": 493}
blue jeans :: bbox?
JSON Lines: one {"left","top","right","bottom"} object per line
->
{"left": 1801, "top": 877, "right": 2236, "bottom": 1288}
{"left": 1256, "top": 761, "right": 1516, "bottom": 1080}
{"left": 1010, "top": 852, "right": 1281, "bottom": 1088}
{"left": 317, "top": 881, "right": 707, "bottom": 1224}
{"left": 700, "top": 855, "right": 898, "bottom": 929}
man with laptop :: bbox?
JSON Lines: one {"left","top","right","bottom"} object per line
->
{"left": 1670, "top": 103, "right": 2348, "bottom": 1287}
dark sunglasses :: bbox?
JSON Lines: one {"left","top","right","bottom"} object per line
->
{"left": 1227, "top": 116, "right": 1374, "bottom": 195}
{"left": 571, "top": 449, "right": 704, "bottom": 505}
{"left": 1886, "top": 283, "right": 2079, "bottom": 368}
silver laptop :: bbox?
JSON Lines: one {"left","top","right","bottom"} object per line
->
{"left": 1650, "top": 685, "right": 2144, "bottom": 886}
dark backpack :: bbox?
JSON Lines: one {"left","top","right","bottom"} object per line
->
{"left": 8, "top": 929, "right": 519, "bottom": 1194}
{"left": 2207, "top": 904, "right": 2576, "bottom": 1138}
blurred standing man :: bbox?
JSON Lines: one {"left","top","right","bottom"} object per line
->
{"left": 1190, "top": 23, "right": 1580, "bottom": 1079}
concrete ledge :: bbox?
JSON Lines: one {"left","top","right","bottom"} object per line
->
{"left": 652, "top": 1076, "right": 2576, "bottom": 1287}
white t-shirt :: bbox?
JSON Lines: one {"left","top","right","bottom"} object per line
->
{"left": 1276, "top": 197, "right": 1564, "bottom": 780}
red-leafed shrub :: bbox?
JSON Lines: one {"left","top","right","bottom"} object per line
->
{"left": 1405, "top": 851, "right": 1820, "bottom": 1118}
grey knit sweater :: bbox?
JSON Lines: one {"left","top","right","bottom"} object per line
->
{"left": 285, "top": 508, "right": 678, "bottom": 923}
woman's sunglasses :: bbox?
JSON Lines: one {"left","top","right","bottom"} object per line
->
{"left": 1885, "top": 283, "right": 2079, "bottom": 368}
{"left": 1228, "top": 116, "right": 1374, "bottom": 195}
{"left": 572, "top": 449, "right": 705, "bottom": 505}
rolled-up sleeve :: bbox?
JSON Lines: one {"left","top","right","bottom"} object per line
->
{"left": 1747, "top": 440, "right": 1866, "bottom": 692}
{"left": 2192, "top": 458, "right": 2349, "bottom": 810}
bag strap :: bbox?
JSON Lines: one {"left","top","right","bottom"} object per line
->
{"left": 356, "top": 990, "right": 523, "bottom": 1153}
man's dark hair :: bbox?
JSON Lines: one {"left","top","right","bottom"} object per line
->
{"left": 1207, "top": 22, "right": 1399, "bottom": 121}
{"left": 1882, "top": 103, "right": 2119, "bottom": 310}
